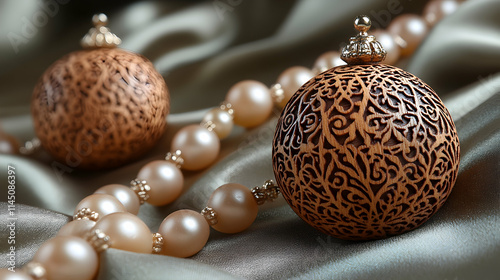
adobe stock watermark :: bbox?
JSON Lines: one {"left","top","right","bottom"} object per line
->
{"left": 368, "top": 0, "right": 407, "bottom": 29}
{"left": 6, "top": 165, "right": 17, "bottom": 272}
{"left": 212, "top": 0, "right": 243, "bottom": 21}
{"left": 7, "top": 0, "right": 70, "bottom": 54}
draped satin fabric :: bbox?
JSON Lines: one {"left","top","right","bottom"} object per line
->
{"left": 1, "top": 0, "right": 499, "bottom": 279}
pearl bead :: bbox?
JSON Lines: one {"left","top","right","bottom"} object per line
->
{"left": 74, "top": 193, "right": 126, "bottom": 219}
{"left": 158, "top": 210, "right": 210, "bottom": 258}
{"left": 202, "top": 108, "right": 234, "bottom": 139}
{"left": 225, "top": 80, "right": 273, "bottom": 128}
{"left": 0, "top": 269, "right": 33, "bottom": 280}
{"left": 207, "top": 183, "right": 258, "bottom": 234}
{"left": 137, "top": 161, "right": 184, "bottom": 206}
{"left": 32, "top": 236, "right": 98, "bottom": 280}
{"left": 0, "top": 133, "right": 20, "bottom": 155}
{"left": 276, "top": 66, "right": 314, "bottom": 108}
{"left": 388, "top": 14, "right": 429, "bottom": 56}
{"left": 370, "top": 30, "right": 401, "bottom": 65}
{"left": 57, "top": 219, "right": 96, "bottom": 238}
{"left": 423, "top": 0, "right": 460, "bottom": 26}
{"left": 95, "top": 184, "right": 141, "bottom": 214}
{"left": 313, "top": 51, "right": 345, "bottom": 73}
{"left": 93, "top": 212, "right": 152, "bottom": 254}
{"left": 171, "top": 125, "right": 220, "bottom": 171}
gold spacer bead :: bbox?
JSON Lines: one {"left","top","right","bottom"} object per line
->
{"left": 219, "top": 101, "right": 234, "bottom": 117}
{"left": 85, "top": 228, "right": 111, "bottom": 253}
{"left": 19, "top": 137, "right": 41, "bottom": 155}
{"left": 201, "top": 207, "right": 218, "bottom": 226}
{"left": 270, "top": 84, "right": 285, "bottom": 105}
{"left": 73, "top": 207, "right": 99, "bottom": 222}
{"left": 23, "top": 262, "right": 47, "bottom": 280}
{"left": 130, "top": 179, "right": 151, "bottom": 204}
{"left": 152, "top": 232, "right": 164, "bottom": 254}
{"left": 201, "top": 120, "right": 217, "bottom": 132}
{"left": 165, "top": 150, "right": 184, "bottom": 168}
{"left": 251, "top": 180, "right": 281, "bottom": 205}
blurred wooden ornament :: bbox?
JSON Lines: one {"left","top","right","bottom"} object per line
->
{"left": 31, "top": 14, "right": 169, "bottom": 169}
{"left": 272, "top": 16, "right": 460, "bottom": 240}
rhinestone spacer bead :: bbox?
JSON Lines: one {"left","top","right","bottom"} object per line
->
{"left": 219, "top": 101, "right": 234, "bottom": 117}
{"left": 130, "top": 179, "right": 151, "bottom": 204}
{"left": 73, "top": 207, "right": 99, "bottom": 221}
{"left": 270, "top": 84, "right": 285, "bottom": 104}
{"left": 165, "top": 150, "right": 184, "bottom": 168}
{"left": 152, "top": 232, "right": 164, "bottom": 254}
{"left": 23, "top": 262, "right": 47, "bottom": 280}
{"left": 251, "top": 180, "right": 281, "bottom": 205}
{"left": 85, "top": 228, "right": 111, "bottom": 253}
{"left": 201, "top": 207, "right": 218, "bottom": 225}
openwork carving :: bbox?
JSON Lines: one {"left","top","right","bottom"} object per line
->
{"left": 31, "top": 48, "right": 169, "bottom": 169}
{"left": 272, "top": 64, "right": 460, "bottom": 240}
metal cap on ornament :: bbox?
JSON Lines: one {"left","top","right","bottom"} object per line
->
{"left": 341, "top": 15, "right": 387, "bottom": 65}
{"left": 81, "top": 13, "right": 122, "bottom": 49}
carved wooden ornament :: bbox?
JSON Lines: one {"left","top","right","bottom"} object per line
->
{"left": 272, "top": 16, "right": 460, "bottom": 240}
{"left": 273, "top": 63, "right": 460, "bottom": 240}
{"left": 273, "top": 62, "right": 460, "bottom": 239}
{"left": 31, "top": 16, "right": 168, "bottom": 169}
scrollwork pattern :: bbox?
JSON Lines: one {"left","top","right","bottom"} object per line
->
{"left": 32, "top": 48, "right": 169, "bottom": 169}
{"left": 272, "top": 64, "right": 460, "bottom": 240}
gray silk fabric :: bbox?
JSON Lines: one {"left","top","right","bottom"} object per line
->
{"left": 1, "top": 0, "right": 499, "bottom": 279}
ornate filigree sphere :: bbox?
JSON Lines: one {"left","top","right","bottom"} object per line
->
{"left": 31, "top": 14, "right": 168, "bottom": 170}
{"left": 272, "top": 64, "right": 460, "bottom": 240}
{"left": 31, "top": 48, "right": 169, "bottom": 169}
